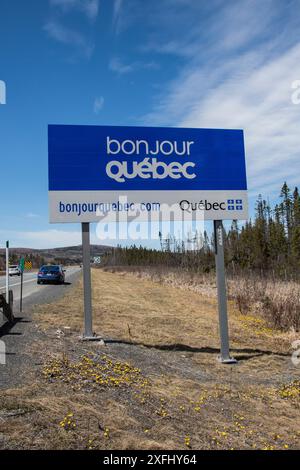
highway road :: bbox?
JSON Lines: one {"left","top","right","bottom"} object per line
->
{"left": 0, "top": 266, "right": 82, "bottom": 320}
{"left": 0, "top": 266, "right": 82, "bottom": 388}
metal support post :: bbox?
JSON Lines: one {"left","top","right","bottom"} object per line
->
{"left": 81, "top": 223, "right": 102, "bottom": 342}
{"left": 214, "top": 220, "right": 237, "bottom": 364}
{"left": 5, "top": 241, "right": 9, "bottom": 306}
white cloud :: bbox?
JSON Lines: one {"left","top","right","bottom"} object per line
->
{"left": 84, "top": 0, "right": 99, "bottom": 20}
{"left": 93, "top": 96, "right": 104, "bottom": 114}
{"left": 50, "top": 0, "right": 99, "bottom": 21}
{"left": 44, "top": 20, "right": 83, "bottom": 45}
{"left": 109, "top": 57, "right": 134, "bottom": 74}
{"left": 109, "top": 57, "right": 160, "bottom": 75}
{"left": 44, "top": 21, "right": 94, "bottom": 57}
{"left": 25, "top": 213, "right": 40, "bottom": 219}
{"left": 112, "top": 0, "right": 123, "bottom": 31}
{"left": 113, "top": 0, "right": 122, "bottom": 20}
{"left": 141, "top": 0, "right": 300, "bottom": 198}
{"left": 145, "top": 44, "right": 300, "bottom": 197}
{"left": 45, "top": 0, "right": 98, "bottom": 57}
{"left": 50, "top": 0, "right": 77, "bottom": 7}
{"left": 0, "top": 79, "right": 6, "bottom": 105}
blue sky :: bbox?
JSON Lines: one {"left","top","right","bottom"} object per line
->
{"left": 0, "top": 0, "right": 300, "bottom": 248}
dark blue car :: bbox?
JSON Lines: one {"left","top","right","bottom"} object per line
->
{"left": 37, "top": 265, "right": 65, "bottom": 285}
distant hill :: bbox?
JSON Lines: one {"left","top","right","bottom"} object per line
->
{"left": 0, "top": 244, "right": 112, "bottom": 269}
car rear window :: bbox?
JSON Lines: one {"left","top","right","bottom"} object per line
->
{"left": 41, "top": 266, "right": 60, "bottom": 272}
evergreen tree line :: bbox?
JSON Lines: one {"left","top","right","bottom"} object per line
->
{"left": 226, "top": 182, "right": 300, "bottom": 276}
{"left": 102, "top": 183, "right": 300, "bottom": 279}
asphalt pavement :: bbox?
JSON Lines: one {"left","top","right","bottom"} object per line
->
{"left": 0, "top": 266, "right": 82, "bottom": 388}
{"left": 0, "top": 266, "right": 81, "bottom": 318}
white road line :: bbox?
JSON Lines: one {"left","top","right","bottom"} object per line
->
{"left": 0, "top": 268, "right": 78, "bottom": 290}
{"left": 0, "top": 277, "right": 37, "bottom": 288}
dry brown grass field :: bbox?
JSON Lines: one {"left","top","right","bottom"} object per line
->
{"left": 0, "top": 268, "right": 299, "bottom": 450}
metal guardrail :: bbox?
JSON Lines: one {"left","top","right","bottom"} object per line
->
{"left": 0, "top": 290, "right": 14, "bottom": 324}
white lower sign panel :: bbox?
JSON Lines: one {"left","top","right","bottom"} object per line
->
{"left": 49, "top": 190, "right": 248, "bottom": 223}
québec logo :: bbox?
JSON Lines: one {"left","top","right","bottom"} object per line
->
{"left": 105, "top": 136, "right": 197, "bottom": 183}
{"left": 227, "top": 199, "right": 243, "bottom": 210}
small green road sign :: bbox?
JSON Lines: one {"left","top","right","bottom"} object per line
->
{"left": 19, "top": 257, "right": 25, "bottom": 273}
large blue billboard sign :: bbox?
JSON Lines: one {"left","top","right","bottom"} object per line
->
{"left": 48, "top": 124, "right": 248, "bottom": 222}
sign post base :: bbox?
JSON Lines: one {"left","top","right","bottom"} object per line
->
{"left": 80, "top": 335, "right": 105, "bottom": 344}
{"left": 217, "top": 355, "right": 237, "bottom": 365}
